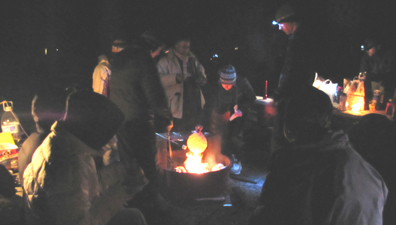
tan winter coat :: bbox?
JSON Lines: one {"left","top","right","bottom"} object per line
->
{"left": 157, "top": 49, "right": 206, "bottom": 119}
{"left": 23, "top": 122, "right": 145, "bottom": 225}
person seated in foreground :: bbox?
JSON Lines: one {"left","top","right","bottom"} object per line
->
{"left": 23, "top": 90, "right": 148, "bottom": 225}
{"left": 248, "top": 86, "right": 388, "bottom": 225}
{"left": 18, "top": 88, "right": 70, "bottom": 184}
{"left": 348, "top": 114, "right": 396, "bottom": 225}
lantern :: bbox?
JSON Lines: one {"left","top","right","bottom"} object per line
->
{"left": 186, "top": 132, "right": 207, "bottom": 154}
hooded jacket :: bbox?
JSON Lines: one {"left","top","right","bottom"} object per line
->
{"left": 23, "top": 91, "right": 147, "bottom": 225}
{"left": 249, "top": 130, "right": 388, "bottom": 225}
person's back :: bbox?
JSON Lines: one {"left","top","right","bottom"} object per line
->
{"left": 92, "top": 54, "right": 111, "bottom": 97}
{"left": 18, "top": 88, "right": 69, "bottom": 182}
{"left": 23, "top": 90, "right": 148, "bottom": 225}
{"left": 348, "top": 114, "right": 396, "bottom": 225}
{"left": 249, "top": 86, "right": 388, "bottom": 225}
{"left": 110, "top": 44, "right": 169, "bottom": 121}
{"left": 109, "top": 36, "right": 172, "bottom": 213}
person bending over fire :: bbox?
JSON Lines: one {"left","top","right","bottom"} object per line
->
{"left": 195, "top": 65, "right": 256, "bottom": 175}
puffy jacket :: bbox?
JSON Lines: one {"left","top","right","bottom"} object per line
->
{"left": 249, "top": 130, "right": 388, "bottom": 225}
{"left": 23, "top": 91, "right": 147, "bottom": 225}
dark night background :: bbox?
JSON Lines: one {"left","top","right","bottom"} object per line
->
{"left": 1, "top": 0, "right": 395, "bottom": 114}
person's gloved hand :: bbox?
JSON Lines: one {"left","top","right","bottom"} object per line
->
{"left": 229, "top": 105, "right": 242, "bottom": 121}
{"left": 195, "top": 125, "right": 203, "bottom": 133}
{"left": 176, "top": 73, "right": 184, "bottom": 83}
{"left": 122, "top": 163, "right": 148, "bottom": 195}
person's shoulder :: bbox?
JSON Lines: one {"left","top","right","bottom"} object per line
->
{"left": 336, "top": 144, "right": 386, "bottom": 183}
{"left": 236, "top": 76, "right": 253, "bottom": 87}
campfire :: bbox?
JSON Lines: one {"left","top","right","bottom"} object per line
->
{"left": 161, "top": 131, "right": 231, "bottom": 201}
{"left": 175, "top": 131, "right": 226, "bottom": 174}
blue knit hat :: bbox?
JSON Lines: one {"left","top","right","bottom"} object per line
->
{"left": 219, "top": 65, "right": 237, "bottom": 84}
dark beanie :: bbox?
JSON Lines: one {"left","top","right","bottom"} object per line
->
{"left": 63, "top": 90, "right": 125, "bottom": 150}
{"left": 284, "top": 85, "right": 333, "bottom": 143}
{"left": 218, "top": 65, "right": 237, "bottom": 84}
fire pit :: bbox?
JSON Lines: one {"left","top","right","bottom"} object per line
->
{"left": 157, "top": 132, "right": 231, "bottom": 202}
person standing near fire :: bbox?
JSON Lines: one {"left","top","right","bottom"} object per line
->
{"left": 360, "top": 37, "right": 396, "bottom": 110}
{"left": 271, "top": 2, "right": 316, "bottom": 154}
{"left": 157, "top": 35, "right": 207, "bottom": 132}
{"left": 110, "top": 31, "right": 173, "bottom": 210}
{"left": 91, "top": 39, "right": 127, "bottom": 167}
{"left": 92, "top": 54, "right": 111, "bottom": 97}
{"left": 195, "top": 65, "right": 256, "bottom": 175}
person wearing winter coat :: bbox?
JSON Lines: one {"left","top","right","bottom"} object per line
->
{"left": 248, "top": 86, "right": 388, "bottom": 225}
{"left": 18, "top": 88, "right": 69, "bottom": 185}
{"left": 271, "top": 2, "right": 316, "bottom": 154}
{"left": 360, "top": 37, "right": 396, "bottom": 109}
{"left": 195, "top": 65, "right": 256, "bottom": 174}
{"left": 110, "top": 33, "right": 173, "bottom": 209}
{"left": 92, "top": 54, "right": 111, "bottom": 97}
{"left": 23, "top": 90, "right": 148, "bottom": 225}
{"left": 157, "top": 35, "right": 207, "bottom": 132}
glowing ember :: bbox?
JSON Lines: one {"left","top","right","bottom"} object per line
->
{"left": 175, "top": 132, "right": 225, "bottom": 174}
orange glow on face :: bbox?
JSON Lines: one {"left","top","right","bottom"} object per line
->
{"left": 221, "top": 84, "right": 233, "bottom": 91}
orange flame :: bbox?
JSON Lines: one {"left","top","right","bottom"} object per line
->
{"left": 175, "top": 133, "right": 225, "bottom": 173}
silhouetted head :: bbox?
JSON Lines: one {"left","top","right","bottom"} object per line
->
{"left": 62, "top": 90, "right": 125, "bottom": 150}
{"left": 32, "top": 88, "right": 70, "bottom": 133}
{"left": 283, "top": 86, "right": 333, "bottom": 144}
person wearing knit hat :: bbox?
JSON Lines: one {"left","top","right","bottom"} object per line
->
{"left": 219, "top": 65, "right": 237, "bottom": 85}
{"left": 196, "top": 64, "right": 256, "bottom": 175}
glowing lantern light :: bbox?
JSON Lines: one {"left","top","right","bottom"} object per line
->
{"left": 186, "top": 132, "right": 207, "bottom": 154}
{"left": 174, "top": 131, "right": 225, "bottom": 174}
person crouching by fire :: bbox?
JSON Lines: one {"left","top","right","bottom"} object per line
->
{"left": 195, "top": 65, "right": 256, "bottom": 175}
